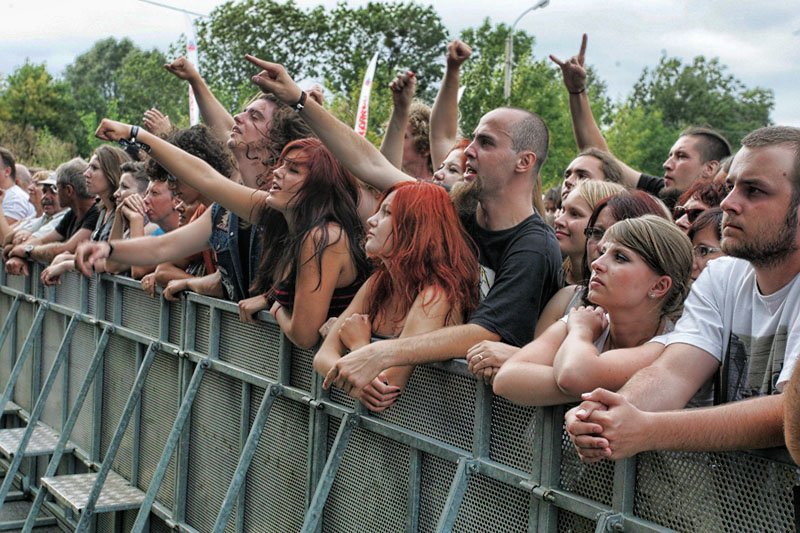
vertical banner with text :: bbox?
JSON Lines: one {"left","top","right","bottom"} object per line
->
{"left": 354, "top": 52, "right": 379, "bottom": 137}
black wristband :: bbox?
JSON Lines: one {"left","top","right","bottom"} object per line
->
{"left": 130, "top": 125, "right": 139, "bottom": 141}
{"left": 293, "top": 91, "right": 307, "bottom": 113}
{"left": 568, "top": 87, "right": 586, "bottom": 95}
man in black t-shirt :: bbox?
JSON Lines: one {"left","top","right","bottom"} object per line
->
{"left": 6, "top": 158, "right": 98, "bottom": 275}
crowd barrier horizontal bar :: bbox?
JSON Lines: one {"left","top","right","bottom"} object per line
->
{"left": 0, "top": 264, "right": 795, "bottom": 533}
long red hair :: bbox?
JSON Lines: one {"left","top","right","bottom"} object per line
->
{"left": 367, "top": 181, "right": 479, "bottom": 326}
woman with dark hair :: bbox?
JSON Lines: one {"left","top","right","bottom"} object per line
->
{"left": 77, "top": 120, "right": 369, "bottom": 349}
{"left": 493, "top": 215, "right": 693, "bottom": 406}
{"left": 673, "top": 180, "right": 728, "bottom": 233}
{"left": 314, "top": 181, "right": 479, "bottom": 411}
{"left": 688, "top": 207, "right": 724, "bottom": 281}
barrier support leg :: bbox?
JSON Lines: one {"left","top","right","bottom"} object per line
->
{"left": 211, "top": 383, "right": 281, "bottom": 533}
{"left": 0, "top": 316, "right": 77, "bottom": 507}
{"left": 434, "top": 457, "right": 477, "bottom": 533}
{"left": 130, "top": 360, "right": 208, "bottom": 533}
{"left": 0, "top": 295, "right": 21, "bottom": 359}
{"left": 73, "top": 341, "right": 160, "bottom": 533}
{"left": 300, "top": 413, "right": 359, "bottom": 533}
{"left": 21, "top": 326, "right": 112, "bottom": 533}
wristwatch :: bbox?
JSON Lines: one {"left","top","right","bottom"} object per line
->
{"left": 24, "top": 245, "right": 34, "bottom": 258}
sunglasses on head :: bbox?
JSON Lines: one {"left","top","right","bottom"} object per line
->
{"left": 673, "top": 206, "right": 705, "bottom": 224}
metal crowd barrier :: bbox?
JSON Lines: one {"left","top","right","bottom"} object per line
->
{"left": 0, "top": 265, "right": 796, "bottom": 532}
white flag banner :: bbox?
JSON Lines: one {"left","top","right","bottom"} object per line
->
{"left": 185, "top": 13, "right": 200, "bottom": 126}
{"left": 354, "top": 51, "right": 379, "bottom": 137}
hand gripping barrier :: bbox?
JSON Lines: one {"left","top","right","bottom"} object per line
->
{"left": 0, "top": 264, "right": 796, "bottom": 532}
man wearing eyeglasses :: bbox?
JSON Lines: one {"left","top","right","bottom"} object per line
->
{"left": 2, "top": 174, "right": 68, "bottom": 246}
{"left": 5, "top": 158, "right": 99, "bottom": 276}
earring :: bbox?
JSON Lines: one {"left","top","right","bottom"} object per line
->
{"left": 648, "top": 292, "right": 656, "bottom": 299}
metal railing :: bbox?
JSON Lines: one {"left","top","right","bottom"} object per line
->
{"left": 0, "top": 264, "right": 795, "bottom": 532}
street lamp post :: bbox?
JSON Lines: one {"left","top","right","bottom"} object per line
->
{"left": 503, "top": 0, "right": 550, "bottom": 105}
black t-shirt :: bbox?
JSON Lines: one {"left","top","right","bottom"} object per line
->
{"left": 460, "top": 212, "right": 562, "bottom": 347}
{"left": 54, "top": 203, "right": 100, "bottom": 240}
{"left": 637, "top": 173, "right": 665, "bottom": 196}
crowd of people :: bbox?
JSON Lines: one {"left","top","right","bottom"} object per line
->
{"left": 2, "top": 33, "right": 799, "bottom": 468}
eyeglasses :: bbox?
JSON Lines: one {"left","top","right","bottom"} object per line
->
{"left": 40, "top": 184, "right": 57, "bottom": 194}
{"left": 583, "top": 227, "right": 605, "bottom": 242}
{"left": 673, "top": 206, "right": 705, "bottom": 224}
{"left": 693, "top": 244, "right": 722, "bottom": 258}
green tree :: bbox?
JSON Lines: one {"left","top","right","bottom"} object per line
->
{"left": 629, "top": 55, "right": 774, "bottom": 147}
{"left": 605, "top": 105, "right": 679, "bottom": 178}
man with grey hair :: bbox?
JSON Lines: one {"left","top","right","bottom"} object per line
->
{"left": 5, "top": 158, "right": 99, "bottom": 275}
{"left": 566, "top": 125, "right": 800, "bottom": 461}
{"left": 0, "top": 147, "right": 36, "bottom": 224}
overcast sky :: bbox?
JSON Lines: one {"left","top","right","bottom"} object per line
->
{"left": 2, "top": 0, "right": 799, "bottom": 127}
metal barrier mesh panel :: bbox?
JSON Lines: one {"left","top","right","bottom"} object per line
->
{"left": 0, "top": 293, "right": 11, "bottom": 386}
{"left": 100, "top": 335, "right": 138, "bottom": 479}
{"left": 104, "top": 280, "right": 115, "bottom": 322}
{"left": 453, "top": 472, "right": 530, "bottom": 532}
{"left": 634, "top": 450, "right": 797, "bottom": 532}
{"left": 54, "top": 271, "right": 81, "bottom": 309}
{"left": 328, "top": 385, "right": 356, "bottom": 409}
{"left": 289, "top": 344, "right": 314, "bottom": 393}
{"left": 418, "top": 452, "right": 458, "bottom": 532}
{"left": 120, "top": 285, "right": 160, "bottom": 338}
{"left": 242, "top": 392, "right": 308, "bottom": 533}
{"left": 557, "top": 508, "right": 597, "bottom": 533}
{"left": 185, "top": 370, "right": 240, "bottom": 533}
{"left": 137, "top": 351, "right": 179, "bottom": 510}
{"left": 321, "top": 426, "right": 409, "bottom": 533}
{"left": 192, "top": 304, "right": 210, "bottom": 353}
{"left": 68, "top": 321, "right": 96, "bottom": 452}
{"left": 40, "top": 310, "right": 66, "bottom": 431}
{"left": 490, "top": 396, "right": 537, "bottom": 473}
{"left": 95, "top": 511, "right": 114, "bottom": 531}
{"left": 374, "top": 366, "right": 476, "bottom": 451}
{"left": 168, "top": 300, "right": 182, "bottom": 346}
{"left": 559, "top": 428, "right": 614, "bottom": 506}
{"left": 149, "top": 513, "right": 174, "bottom": 533}
{"left": 13, "top": 301, "right": 34, "bottom": 411}
{"left": 218, "top": 312, "right": 280, "bottom": 380}
{"left": 87, "top": 275, "right": 97, "bottom": 316}
{"left": 6, "top": 272, "right": 26, "bottom": 292}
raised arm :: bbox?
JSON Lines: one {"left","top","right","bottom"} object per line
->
{"left": 74, "top": 208, "right": 213, "bottom": 276}
{"left": 550, "top": 35, "right": 640, "bottom": 188}
{"left": 379, "top": 71, "right": 417, "bottom": 169}
{"left": 430, "top": 40, "right": 471, "bottom": 169}
{"left": 164, "top": 57, "right": 234, "bottom": 144}
{"left": 94, "top": 119, "right": 265, "bottom": 223}
{"left": 245, "top": 55, "right": 414, "bottom": 192}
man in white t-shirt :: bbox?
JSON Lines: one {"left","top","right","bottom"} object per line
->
{"left": 565, "top": 125, "right": 800, "bottom": 461}
{"left": 0, "top": 147, "right": 36, "bottom": 223}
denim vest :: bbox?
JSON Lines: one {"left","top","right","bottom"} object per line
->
{"left": 208, "top": 203, "right": 262, "bottom": 301}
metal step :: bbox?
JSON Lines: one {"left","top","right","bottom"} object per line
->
{"left": 2, "top": 402, "right": 20, "bottom": 418}
{"left": 0, "top": 426, "right": 73, "bottom": 458}
{"left": 40, "top": 472, "right": 145, "bottom": 515}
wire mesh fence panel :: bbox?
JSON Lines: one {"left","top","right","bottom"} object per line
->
{"left": 453, "top": 472, "right": 531, "bottom": 533}
{"left": 168, "top": 299, "right": 182, "bottom": 346}
{"left": 40, "top": 310, "right": 66, "bottom": 431}
{"left": 54, "top": 271, "right": 81, "bottom": 309}
{"left": 101, "top": 334, "right": 138, "bottom": 479}
{"left": 184, "top": 370, "right": 241, "bottom": 533}
{"left": 218, "top": 311, "right": 280, "bottom": 380}
{"left": 12, "top": 301, "right": 34, "bottom": 411}
{"left": 490, "top": 395, "right": 537, "bottom": 473}
{"left": 192, "top": 304, "right": 211, "bottom": 354}
{"left": 120, "top": 285, "right": 161, "bottom": 338}
{"left": 559, "top": 427, "right": 615, "bottom": 506}
{"left": 418, "top": 452, "right": 458, "bottom": 533}
{"left": 68, "top": 320, "right": 96, "bottom": 453}
{"left": 289, "top": 344, "right": 315, "bottom": 394}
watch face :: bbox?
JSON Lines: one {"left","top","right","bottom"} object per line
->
{"left": 25, "top": 245, "right": 34, "bottom": 256}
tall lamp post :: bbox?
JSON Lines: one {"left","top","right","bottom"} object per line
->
{"left": 504, "top": 0, "right": 550, "bottom": 105}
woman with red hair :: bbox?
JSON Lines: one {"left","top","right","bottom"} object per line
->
{"left": 314, "top": 181, "right": 479, "bottom": 411}
{"left": 432, "top": 138, "right": 470, "bottom": 188}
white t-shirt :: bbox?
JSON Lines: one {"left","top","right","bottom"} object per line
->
{"left": 1, "top": 185, "right": 36, "bottom": 221}
{"left": 665, "top": 256, "right": 800, "bottom": 402}
{"left": 16, "top": 209, "right": 69, "bottom": 239}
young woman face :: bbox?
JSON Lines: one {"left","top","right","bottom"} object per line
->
{"left": 113, "top": 172, "right": 139, "bottom": 203}
{"left": 265, "top": 149, "right": 309, "bottom": 213}
{"left": 365, "top": 191, "right": 396, "bottom": 258}
{"left": 585, "top": 206, "right": 617, "bottom": 265}
{"left": 588, "top": 238, "right": 664, "bottom": 311}
{"left": 553, "top": 189, "right": 593, "bottom": 258}
{"left": 84, "top": 155, "right": 111, "bottom": 197}
{"left": 691, "top": 223, "right": 724, "bottom": 280}
{"left": 432, "top": 149, "right": 464, "bottom": 187}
